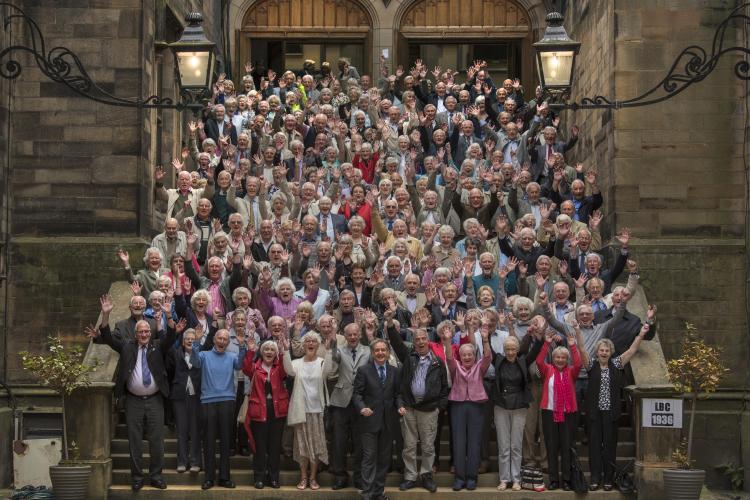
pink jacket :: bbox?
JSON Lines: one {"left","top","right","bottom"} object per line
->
{"left": 446, "top": 343, "right": 492, "bottom": 402}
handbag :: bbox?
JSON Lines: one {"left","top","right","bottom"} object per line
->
{"left": 613, "top": 459, "right": 636, "bottom": 493}
{"left": 520, "top": 466, "right": 545, "bottom": 492}
{"left": 569, "top": 447, "right": 589, "bottom": 494}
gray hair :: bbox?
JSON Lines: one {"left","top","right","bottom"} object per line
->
{"left": 143, "top": 247, "right": 163, "bottom": 264}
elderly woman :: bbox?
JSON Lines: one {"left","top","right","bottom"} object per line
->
{"left": 587, "top": 325, "right": 649, "bottom": 491}
{"left": 257, "top": 267, "right": 320, "bottom": 324}
{"left": 226, "top": 287, "right": 267, "bottom": 339}
{"left": 340, "top": 185, "right": 372, "bottom": 235}
{"left": 492, "top": 334, "right": 536, "bottom": 491}
{"left": 281, "top": 332, "right": 335, "bottom": 490}
{"left": 242, "top": 338, "right": 289, "bottom": 489}
{"left": 536, "top": 325, "right": 583, "bottom": 491}
{"left": 175, "top": 287, "right": 219, "bottom": 348}
{"left": 119, "top": 247, "right": 163, "bottom": 298}
{"left": 227, "top": 309, "right": 261, "bottom": 456}
{"left": 294, "top": 266, "right": 334, "bottom": 321}
{"left": 166, "top": 328, "right": 202, "bottom": 474}
{"left": 426, "top": 225, "right": 461, "bottom": 269}
{"left": 442, "top": 323, "right": 492, "bottom": 491}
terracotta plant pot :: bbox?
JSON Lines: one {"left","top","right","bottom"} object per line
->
{"left": 663, "top": 468, "right": 705, "bottom": 500}
{"left": 49, "top": 464, "right": 92, "bottom": 500}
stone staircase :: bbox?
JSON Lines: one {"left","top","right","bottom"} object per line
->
{"left": 107, "top": 407, "right": 637, "bottom": 499}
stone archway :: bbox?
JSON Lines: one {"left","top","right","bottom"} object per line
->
{"left": 231, "top": 0, "right": 379, "bottom": 77}
{"left": 392, "top": 0, "right": 545, "bottom": 88}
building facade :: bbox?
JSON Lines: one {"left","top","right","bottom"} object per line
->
{"left": 0, "top": 0, "right": 748, "bottom": 492}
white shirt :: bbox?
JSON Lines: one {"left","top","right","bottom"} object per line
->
{"left": 300, "top": 360, "right": 323, "bottom": 413}
{"left": 127, "top": 345, "right": 158, "bottom": 396}
{"left": 320, "top": 213, "right": 335, "bottom": 240}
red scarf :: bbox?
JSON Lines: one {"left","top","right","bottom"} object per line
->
{"left": 553, "top": 367, "right": 574, "bottom": 423}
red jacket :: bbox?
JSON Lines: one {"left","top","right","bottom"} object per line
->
{"left": 535, "top": 340, "right": 582, "bottom": 413}
{"left": 352, "top": 152, "right": 379, "bottom": 184}
{"left": 341, "top": 201, "right": 372, "bottom": 236}
{"left": 242, "top": 350, "right": 290, "bottom": 422}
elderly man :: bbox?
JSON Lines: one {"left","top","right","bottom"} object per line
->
{"left": 191, "top": 329, "right": 250, "bottom": 489}
{"left": 385, "top": 308, "right": 448, "bottom": 494}
{"left": 509, "top": 181, "right": 554, "bottom": 229}
{"left": 151, "top": 218, "right": 197, "bottom": 266}
{"left": 371, "top": 214, "right": 423, "bottom": 263}
{"left": 227, "top": 175, "right": 269, "bottom": 231}
{"left": 313, "top": 196, "right": 347, "bottom": 239}
{"left": 87, "top": 294, "right": 179, "bottom": 491}
{"left": 530, "top": 125, "right": 578, "bottom": 182}
{"left": 552, "top": 170, "right": 603, "bottom": 224}
{"left": 570, "top": 228, "right": 631, "bottom": 294}
{"left": 353, "top": 336, "right": 402, "bottom": 500}
{"left": 447, "top": 178, "right": 501, "bottom": 233}
{"left": 449, "top": 119, "right": 483, "bottom": 166}
{"left": 155, "top": 163, "right": 214, "bottom": 221}
{"left": 205, "top": 104, "right": 238, "bottom": 146}
{"left": 329, "top": 322, "right": 371, "bottom": 490}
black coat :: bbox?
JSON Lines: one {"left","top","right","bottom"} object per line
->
{"left": 165, "top": 345, "right": 202, "bottom": 400}
{"left": 352, "top": 361, "right": 402, "bottom": 433}
{"left": 595, "top": 306, "right": 655, "bottom": 355}
{"left": 491, "top": 352, "right": 533, "bottom": 409}
{"left": 204, "top": 118, "right": 238, "bottom": 146}
{"left": 99, "top": 324, "right": 177, "bottom": 398}
{"left": 386, "top": 324, "right": 450, "bottom": 412}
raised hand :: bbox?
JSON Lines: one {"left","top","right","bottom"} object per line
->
{"left": 154, "top": 165, "right": 166, "bottom": 182}
{"left": 454, "top": 310, "right": 465, "bottom": 330}
{"left": 626, "top": 259, "right": 638, "bottom": 274}
{"left": 117, "top": 249, "right": 130, "bottom": 266}
{"left": 588, "top": 210, "right": 602, "bottom": 231}
{"left": 534, "top": 272, "right": 546, "bottom": 290}
{"left": 517, "top": 260, "right": 528, "bottom": 277}
{"left": 585, "top": 169, "right": 597, "bottom": 185}
{"left": 172, "top": 158, "right": 185, "bottom": 173}
{"left": 558, "top": 259, "right": 569, "bottom": 276}
{"left": 84, "top": 324, "right": 100, "bottom": 339}
{"left": 616, "top": 227, "right": 632, "bottom": 248}
{"left": 130, "top": 280, "right": 142, "bottom": 297}
{"left": 647, "top": 305, "right": 657, "bottom": 321}
{"left": 175, "top": 318, "right": 187, "bottom": 334}
{"left": 574, "top": 272, "right": 587, "bottom": 289}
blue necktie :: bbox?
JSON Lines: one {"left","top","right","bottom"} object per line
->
{"left": 378, "top": 365, "right": 386, "bottom": 386}
{"left": 387, "top": 220, "right": 394, "bottom": 231}
{"left": 141, "top": 346, "right": 152, "bottom": 386}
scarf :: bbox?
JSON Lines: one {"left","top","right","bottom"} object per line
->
{"left": 552, "top": 366, "right": 575, "bottom": 423}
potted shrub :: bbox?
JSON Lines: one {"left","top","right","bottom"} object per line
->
{"left": 20, "top": 335, "right": 98, "bottom": 500}
{"left": 663, "top": 323, "right": 727, "bottom": 500}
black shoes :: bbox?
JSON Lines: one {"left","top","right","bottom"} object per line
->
{"left": 399, "top": 479, "right": 418, "bottom": 491}
{"left": 218, "top": 479, "right": 236, "bottom": 488}
{"left": 562, "top": 481, "right": 572, "bottom": 491}
{"left": 353, "top": 478, "right": 364, "bottom": 490}
{"left": 269, "top": 479, "right": 280, "bottom": 489}
{"left": 131, "top": 479, "right": 144, "bottom": 491}
{"left": 548, "top": 481, "right": 559, "bottom": 490}
{"left": 603, "top": 483, "right": 614, "bottom": 491}
{"left": 201, "top": 480, "right": 214, "bottom": 490}
{"left": 421, "top": 473, "right": 438, "bottom": 493}
{"left": 254, "top": 481, "right": 264, "bottom": 489}
{"left": 332, "top": 479, "right": 349, "bottom": 490}
{"left": 149, "top": 479, "right": 167, "bottom": 490}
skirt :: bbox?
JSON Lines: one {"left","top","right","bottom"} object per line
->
{"left": 292, "top": 412, "right": 328, "bottom": 465}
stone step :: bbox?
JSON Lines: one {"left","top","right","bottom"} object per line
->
{"left": 110, "top": 437, "right": 636, "bottom": 457}
{"left": 111, "top": 464, "right": 635, "bottom": 487}
{"left": 108, "top": 484, "right": 635, "bottom": 499}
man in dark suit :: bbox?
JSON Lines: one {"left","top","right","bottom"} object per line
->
{"left": 316, "top": 196, "right": 348, "bottom": 239}
{"left": 352, "top": 337, "right": 404, "bottom": 500}
{"left": 204, "top": 104, "right": 238, "bottom": 146}
{"left": 87, "top": 294, "right": 181, "bottom": 491}
{"left": 595, "top": 280, "right": 658, "bottom": 354}
{"left": 529, "top": 124, "right": 578, "bottom": 182}
{"left": 91, "top": 294, "right": 157, "bottom": 344}
{"left": 330, "top": 322, "right": 371, "bottom": 490}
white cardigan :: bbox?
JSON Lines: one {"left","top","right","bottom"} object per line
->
{"left": 283, "top": 349, "right": 335, "bottom": 426}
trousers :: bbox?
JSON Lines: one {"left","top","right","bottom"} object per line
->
{"left": 125, "top": 393, "right": 165, "bottom": 482}
{"left": 202, "top": 400, "right": 235, "bottom": 482}
{"left": 494, "top": 406, "right": 526, "bottom": 483}
{"left": 450, "top": 401, "right": 484, "bottom": 481}
{"left": 172, "top": 395, "right": 201, "bottom": 469}
{"left": 250, "top": 399, "right": 284, "bottom": 481}
{"left": 588, "top": 409, "right": 618, "bottom": 483}
{"left": 541, "top": 409, "right": 577, "bottom": 483}
{"left": 400, "top": 407, "right": 439, "bottom": 480}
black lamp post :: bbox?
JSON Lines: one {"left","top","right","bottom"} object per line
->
{"left": 534, "top": 5, "right": 750, "bottom": 110}
{"left": 0, "top": 4, "right": 216, "bottom": 115}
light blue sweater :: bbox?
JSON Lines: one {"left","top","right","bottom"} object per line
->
{"left": 191, "top": 343, "right": 246, "bottom": 403}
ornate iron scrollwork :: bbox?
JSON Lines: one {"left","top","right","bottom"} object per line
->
{"left": 547, "top": 2, "right": 750, "bottom": 110}
{"left": 0, "top": 2, "right": 208, "bottom": 113}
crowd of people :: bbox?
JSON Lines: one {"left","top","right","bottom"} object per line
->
{"left": 87, "top": 55, "right": 658, "bottom": 498}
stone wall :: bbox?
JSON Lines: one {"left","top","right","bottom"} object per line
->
{"left": 567, "top": 0, "right": 749, "bottom": 487}
{"left": 2, "top": 0, "right": 219, "bottom": 384}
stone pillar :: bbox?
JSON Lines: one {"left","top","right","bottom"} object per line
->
{"left": 627, "top": 384, "right": 681, "bottom": 500}
{"left": 66, "top": 383, "right": 114, "bottom": 500}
